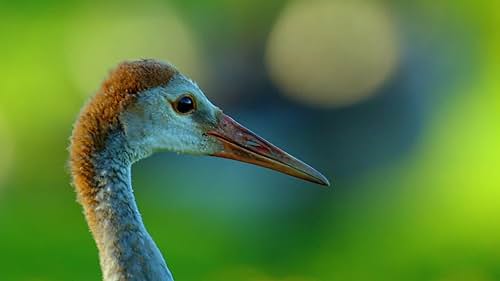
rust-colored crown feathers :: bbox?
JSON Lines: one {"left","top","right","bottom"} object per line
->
{"left": 70, "top": 59, "right": 178, "bottom": 232}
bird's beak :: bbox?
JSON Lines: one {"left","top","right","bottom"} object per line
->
{"left": 207, "top": 113, "right": 330, "bottom": 186}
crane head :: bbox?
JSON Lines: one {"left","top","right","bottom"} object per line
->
{"left": 88, "top": 59, "right": 329, "bottom": 186}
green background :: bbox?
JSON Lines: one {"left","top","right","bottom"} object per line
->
{"left": 0, "top": 0, "right": 499, "bottom": 280}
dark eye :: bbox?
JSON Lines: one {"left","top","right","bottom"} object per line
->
{"left": 174, "top": 95, "right": 196, "bottom": 114}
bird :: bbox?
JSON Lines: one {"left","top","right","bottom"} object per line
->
{"left": 69, "top": 59, "right": 329, "bottom": 281}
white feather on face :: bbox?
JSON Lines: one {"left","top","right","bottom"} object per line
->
{"left": 119, "top": 73, "right": 223, "bottom": 159}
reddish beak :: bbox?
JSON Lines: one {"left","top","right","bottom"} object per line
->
{"left": 207, "top": 114, "right": 330, "bottom": 186}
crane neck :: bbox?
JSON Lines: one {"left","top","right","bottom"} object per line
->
{"left": 73, "top": 130, "right": 174, "bottom": 281}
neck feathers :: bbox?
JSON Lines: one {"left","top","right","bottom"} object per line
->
{"left": 69, "top": 59, "right": 177, "bottom": 281}
{"left": 70, "top": 59, "right": 176, "bottom": 231}
{"left": 91, "top": 146, "right": 173, "bottom": 281}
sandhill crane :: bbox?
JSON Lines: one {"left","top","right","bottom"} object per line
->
{"left": 69, "top": 59, "right": 329, "bottom": 281}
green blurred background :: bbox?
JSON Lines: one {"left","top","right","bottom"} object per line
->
{"left": 0, "top": 0, "right": 499, "bottom": 280}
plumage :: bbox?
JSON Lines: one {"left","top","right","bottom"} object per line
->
{"left": 71, "top": 59, "right": 177, "bottom": 224}
{"left": 70, "top": 59, "right": 328, "bottom": 281}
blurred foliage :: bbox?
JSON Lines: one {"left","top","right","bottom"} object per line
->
{"left": 0, "top": 0, "right": 499, "bottom": 280}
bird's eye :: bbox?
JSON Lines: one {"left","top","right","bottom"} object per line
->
{"left": 174, "top": 95, "right": 196, "bottom": 114}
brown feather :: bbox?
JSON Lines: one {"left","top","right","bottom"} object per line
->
{"left": 69, "top": 59, "right": 177, "bottom": 233}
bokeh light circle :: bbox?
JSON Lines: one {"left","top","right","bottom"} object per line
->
{"left": 266, "top": 0, "right": 400, "bottom": 107}
{"left": 0, "top": 113, "right": 14, "bottom": 192}
{"left": 65, "top": 3, "right": 207, "bottom": 96}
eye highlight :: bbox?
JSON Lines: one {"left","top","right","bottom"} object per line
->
{"left": 173, "top": 95, "right": 196, "bottom": 114}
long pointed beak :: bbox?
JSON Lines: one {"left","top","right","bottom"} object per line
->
{"left": 207, "top": 113, "right": 330, "bottom": 186}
